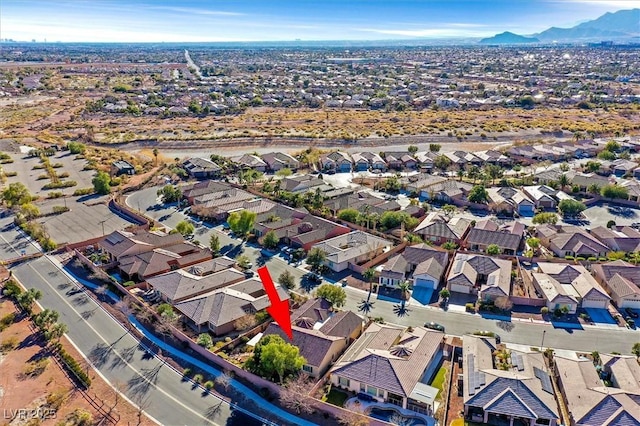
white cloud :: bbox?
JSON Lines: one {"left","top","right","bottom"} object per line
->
{"left": 149, "top": 6, "right": 245, "bottom": 17}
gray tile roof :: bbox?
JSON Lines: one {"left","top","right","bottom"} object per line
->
{"left": 466, "top": 228, "right": 523, "bottom": 252}
{"left": 264, "top": 322, "right": 341, "bottom": 368}
{"left": 319, "top": 311, "right": 363, "bottom": 338}
{"left": 147, "top": 267, "right": 245, "bottom": 302}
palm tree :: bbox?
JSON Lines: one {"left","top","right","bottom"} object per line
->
{"left": 558, "top": 174, "right": 570, "bottom": 192}
{"left": 587, "top": 183, "right": 601, "bottom": 196}
{"left": 457, "top": 169, "right": 465, "bottom": 182}
{"left": 153, "top": 148, "right": 159, "bottom": 166}
{"left": 398, "top": 281, "right": 411, "bottom": 308}
{"left": 363, "top": 268, "right": 376, "bottom": 296}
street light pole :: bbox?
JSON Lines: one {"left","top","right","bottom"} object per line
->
{"left": 540, "top": 329, "right": 546, "bottom": 351}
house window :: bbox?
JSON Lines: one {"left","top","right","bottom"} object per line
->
{"left": 360, "top": 383, "right": 366, "bottom": 392}
{"left": 366, "top": 385, "right": 377, "bottom": 396}
{"left": 303, "top": 365, "right": 313, "bottom": 373}
{"left": 338, "top": 377, "right": 350, "bottom": 387}
{"left": 536, "top": 419, "right": 550, "bottom": 425}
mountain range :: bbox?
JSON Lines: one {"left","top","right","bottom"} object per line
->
{"left": 481, "top": 8, "right": 639, "bottom": 44}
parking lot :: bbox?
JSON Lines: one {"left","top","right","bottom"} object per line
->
{"left": 36, "top": 195, "right": 136, "bottom": 244}
{"left": 2, "top": 149, "right": 95, "bottom": 197}
{"left": 0, "top": 215, "right": 41, "bottom": 261}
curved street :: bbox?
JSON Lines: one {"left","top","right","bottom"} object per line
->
{"left": 129, "top": 186, "right": 639, "bottom": 355}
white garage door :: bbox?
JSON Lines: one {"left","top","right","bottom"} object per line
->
{"left": 620, "top": 299, "right": 640, "bottom": 309}
{"left": 451, "top": 284, "right": 470, "bottom": 294}
{"left": 414, "top": 277, "right": 435, "bottom": 289}
{"left": 581, "top": 299, "right": 609, "bottom": 309}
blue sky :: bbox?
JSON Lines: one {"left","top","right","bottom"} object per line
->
{"left": 1, "top": 0, "right": 637, "bottom": 42}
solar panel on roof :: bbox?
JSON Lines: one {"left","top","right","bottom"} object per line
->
{"left": 479, "top": 372, "right": 486, "bottom": 386}
{"left": 487, "top": 275, "right": 496, "bottom": 286}
{"left": 534, "top": 366, "right": 554, "bottom": 394}
{"left": 517, "top": 355, "right": 525, "bottom": 371}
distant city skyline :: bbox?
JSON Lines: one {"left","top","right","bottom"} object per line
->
{"left": 1, "top": 0, "right": 637, "bottom": 43}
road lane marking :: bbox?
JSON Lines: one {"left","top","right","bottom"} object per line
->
{"left": 20, "top": 258, "right": 223, "bottom": 425}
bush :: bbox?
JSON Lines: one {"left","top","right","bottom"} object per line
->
{"left": 73, "top": 187, "right": 94, "bottom": 196}
{"left": 540, "top": 307, "right": 549, "bottom": 315}
{"left": 122, "top": 281, "right": 135, "bottom": 287}
{"left": 183, "top": 368, "right": 192, "bottom": 377}
{"left": 465, "top": 302, "right": 476, "bottom": 312}
{"left": 587, "top": 257, "right": 597, "bottom": 262}
{"left": 0, "top": 312, "right": 16, "bottom": 331}
{"left": 204, "top": 380, "right": 214, "bottom": 390}
{"left": 193, "top": 373, "right": 204, "bottom": 383}
{"left": 22, "top": 358, "right": 50, "bottom": 378}
{"left": 52, "top": 206, "right": 69, "bottom": 214}
{"left": 47, "top": 191, "right": 63, "bottom": 199}
{"left": 58, "top": 347, "right": 91, "bottom": 388}
{"left": 565, "top": 255, "right": 574, "bottom": 260}
{"left": 0, "top": 336, "right": 19, "bottom": 352}
{"left": 42, "top": 180, "right": 77, "bottom": 190}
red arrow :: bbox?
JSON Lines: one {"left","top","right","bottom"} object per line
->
{"left": 257, "top": 266, "right": 293, "bottom": 341}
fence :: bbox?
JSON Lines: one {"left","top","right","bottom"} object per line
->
{"left": 350, "top": 242, "right": 408, "bottom": 275}
{"left": 108, "top": 197, "right": 149, "bottom": 228}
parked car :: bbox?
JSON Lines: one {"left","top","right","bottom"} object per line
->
{"left": 625, "top": 308, "right": 639, "bottom": 319}
{"left": 244, "top": 270, "right": 255, "bottom": 278}
{"left": 424, "top": 321, "right": 445, "bottom": 332}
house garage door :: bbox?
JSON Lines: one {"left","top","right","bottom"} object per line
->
{"left": 450, "top": 284, "right": 470, "bottom": 294}
{"left": 414, "top": 277, "right": 436, "bottom": 289}
{"left": 620, "top": 299, "right": 640, "bottom": 309}
{"left": 581, "top": 299, "right": 609, "bottom": 309}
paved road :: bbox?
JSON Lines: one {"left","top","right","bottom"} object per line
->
{"left": 0, "top": 215, "right": 41, "bottom": 261}
{"left": 128, "top": 186, "right": 640, "bottom": 355}
{"left": 12, "top": 256, "right": 267, "bottom": 426}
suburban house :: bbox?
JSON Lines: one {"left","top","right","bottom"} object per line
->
{"left": 117, "top": 243, "right": 212, "bottom": 281}
{"left": 599, "top": 354, "right": 640, "bottom": 393}
{"left": 592, "top": 260, "right": 640, "bottom": 309}
{"left": 253, "top": 204, "right": 350, "bottom": 251}
{"left": 188, "top": 185, "right": 276, "bottom": 221}
{"left": 464, "top": 220, "right": 525, "bottom": 255}
{"left": 522, "top": 185, "right": 564, "bottom": 210}
{"left": 404, "top": 174, "right": 448, "bottom": 197}
{"left": 486, "top": 187, "right": 535, "bottom": 216}
{"left": 331, "top": 323, "right": 444, "bottom": 416}
{"left": 535, "top": 225, "right": 610, "bottom": 259}
{"left": 233, "top": 154, "right": 267, "bottom": 172}
{"left": 590, "top": 226, "right": 640, "bottom": 253}
{"left": 261, "top": 152, "right": 300, "bottom": 172}
{"left": 280, "top": 175, "right": 328, "bottom": 193}
{"left": 98, "top": 229, "right": 185, "bottom": 264}
{"left": 111, "top": 160, "right": 135, "bottom": 176}
{"left": 324, "top": 191, "right": 401, "bottom": 217}
{"left": 422, "top": 180, "right": 473, "bottom": 204}
{"left": 146, "top": 266, "right": 246, "bottom": 304}
{"left": 463, "top": 335, "right": 559, "bottom": 426}
{"left": 611, "top": 159, "right": 638, "bottom": 177}
{"left": 414, "top": 213, "right": 472, "bottom": 246}
{"left": 554, "top": 355, "right": 640, "bottom": 426}
{"left": 175, "top": 278, "right": 288, "bottom": 335}
{"left": 567, "top": 172, "right": 610, "bottom": 191}
{"left": 263, "top": 298, "right": 363, "bottom": 378}
{"left": 475, "top": 150, "right": 511, "bottom": 166}
{"left": 311, "top": 231, "right": 392, "bottom": 272}
{"left": 352, "top": 153, "right": 372, "bottom": 172}
{"left": 359, "top": 152, "right": 387, "bottom": 171}
{"left": 181, "top": 180, "right": 231, "bottom": 204}
{"left": 320, "top": 151, "right": 352, "bottom": 173}
{"left": 379, "top": 244, "right": 449, "bottom": 289}
{"left": 413, "top": 152, "right": 434, "bottom": 172}
{"left": 447, "top": 254, "right": 512, "bottom": 301}
{"left": 531, "top": 263, "right": 610, "bottom": 313}
{"left": 182, "top": 157, "right": 222, "bottom": 179}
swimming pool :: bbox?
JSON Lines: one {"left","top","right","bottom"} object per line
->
{"left": 367, "top": 407, "right": 429, "bottom": 426}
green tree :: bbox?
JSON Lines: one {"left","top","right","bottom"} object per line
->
{"left": 486, "top": 244, "right": 501, "bottom": 255}
{"left": 468, "top": 185, "right": 489, "bottom": 204}
{"left": 558, "top": 199, "right": 587, "bottom": 217}
{"left": 262, "top": 230, "right": 279, "bottom": 249}
{"left": 247, "top": 335, "right": 305, "bottom": 383}
{"left": 67, "top": 142, "right": 86, "bottom": 155}
{"left": 197, "top": 333, "right": 213, "bottom": 349}
{"left": 519, "top": 95, "right": 535, "bottom": 108}
{"left": 18, "top": 203, "right": 40, "bottom": 220}
{"left": 175, "top": 220, "right": 195, "bottom": 236}
{"left": 408, "top": 145, "right": 418, "bottom": 155}
{"left": 16, "top": 288, "right": 42, "bottom": 315}
{"left": 605, "top": 140, "right": 621, "bottom": 152}
{"left": 306, "top": 247, "right": 326, "bottom": 273}
{"left": 585, "top": 161, "right": 601, "bottom": 173}
{"left": 484, "top": 164, "right": 503, "bottom": 185}
{"left": 439, "top": 288, "right": 450, "bottom": 300}
{"left": 44, "top": 322, "right": 67, "bottom": 344}
{"left": 236, "top": 255, "right": 251, "bottom": 270}
{"left": 337, "top": 208, "right": 361, "bottom": 223}
{"left": 442, "top": 204, "right": 457, "bottom": 216}
{"left": 379, "top": 211, "right": 417, "bottom": 230}
{"left": 384, "top": 176, "right": 401, "bottom": 192}
{"left": 601, "top": 184, "right": 629, "bottom": 200}
{"left": 606, "top": 220, "right": 617, "bottom": 229}
{"left": 275, "top": 168, "right": 293, "bottom": 177}
{"left": 597, "top": 150, "right": 616, "bottom": 161}
{"left": 363, "top": 267, "right": 376, "bottom": 296}
{"left": 316, "top": 283, "right": 347, "bottom": 308}
{"left": 429, "top": 144, "right": 441, "bottom": 153}
{"left": 209, "top": 234, "right": 220, "bottom": 255}
{"left": 157, "top": 184, "right": 182, "bottom": 203}
{"left": 558, "top": 174, "right": 570, "bottom": 191}
{"left": 92, "top": 171, "right": 111, "bottom": 195}
{"left": 278, "top": 270, "right": 295, "bottom": 290}
{"left": 532, "top": 212, "right": 558, "bottom": 225}
{"left": 442, "top": 241, "right": 458, "bottom": 251}
{"left": 1, "top": 182, "right": 33, "bottom": 208}
{"left": 526, "top": 237, "right": 540, "bottom": 259}
{"left": 559, "top": 163, "right": 570, "bottom": 172}
{"left": 227, "top": 210, "right": 257, "bottom": 239}
{"left": 434, "top": 155, "right": 451, "bottom": 172}
{"left": 587, "top": 183, "right": 601, "bottom": 195}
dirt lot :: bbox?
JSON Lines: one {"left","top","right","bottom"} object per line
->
{"left": 0, "top": 297, "right": 154, "bottom": 426}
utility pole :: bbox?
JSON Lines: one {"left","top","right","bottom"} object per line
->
{"left": 98, "top": 219, "right": 107, "bottom": 236}
{"left": 540, "top": 329, "right": 546, "bottom": 351}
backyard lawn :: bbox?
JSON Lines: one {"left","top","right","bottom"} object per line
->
{"left": 324, "top": 388, "right": 349, "bottom": 407}
{"left": 431, "top": 365, "right": 448, "bottom": 399}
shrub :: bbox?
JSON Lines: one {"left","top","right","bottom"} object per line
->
{"left": 58, "top": 347, "right": 91, "bottom": 388}
{"left": 540, "top": 307, "right": 549, "bottom": 315}
{"left": 0, "top": 312, "right": 16, "bottom": 331}
{"left": 183, "top": 368, "right": 192, "bottom": 377}
{"left": 587, "top": 257, "right": 597, "bottom": 261}
{"left": 73, "top": 187, "right": 94, "bottom": 196}
{"left": 565, "top": 255, "right": 574, "bottom": 260}
{"left": 47, "top": 191, "right": 63, "bottom": 199}
{"left": 42, "top": 180, "right": 77, "bottom": 190}
{"left": 204, "top": 380, "right": 214, "bottom": 390}
{"left": 52, "top": 206, "right": 69, "bottom": 214}
{"left": 0, "top": 336, "right": 19, "bottom": 352}
{"left": 193, "top": 373, "right": 204, "bottom": 383}
{"left": 22, "top": 358, "right": 50, "bottom": 378}
{"left": 465, "top": 302, "right": 476, "bottom": 312}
